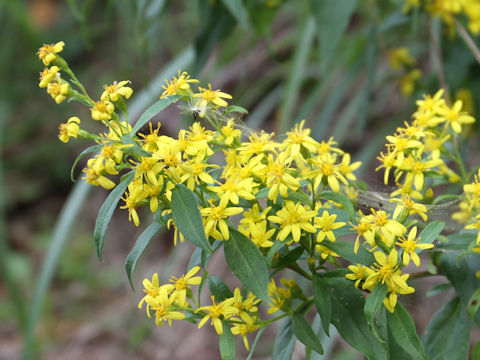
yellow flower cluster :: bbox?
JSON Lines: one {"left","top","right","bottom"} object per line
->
{"left": 405, "top": 0, "right": 480, "bottom": 35}
{"left": 389, "top": 47, "right": 422, "bottom": 97}
{"left": 346, "top": 88, "right": 477, "bottom": 312}
{"left": 138, "top": 267, "right": 261, "bottom": 350}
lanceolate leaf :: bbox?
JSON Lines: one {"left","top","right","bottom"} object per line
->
{"left": 321, "top": 240, "right": 375, "bottom": 266}
{"left": 208, "top": 275, "right": 233, "bottom": 302}
{"left": 292, "top": 313, "right": 324, "bottom": 355}
{"left": 423, "top": 297, "right": 470, "bottom": 360}
{"left": 125, "top": 221, "right": 163, "bottom": 290}
{"left": 220, "top": 321, "right": 236, "bottom": 360}
{"left": 272, "top": 317, "right": 296, "bottom": 360}
{"left": 70, "top": 144, "right": 103, "bottom": 181}
{"left": 388, "top": 304, "right": 427, "bottom": 360}
{"left": 313, "top": 275, "right": 332, "bottom": 335}
{"left": 131, "top": 95, "right": 180, "bottom": 134}
{"left": 94, "top": 171, "right": 135, "bottom": 260}
{"left": 171, "top": 184, "right": 212, "bottom": 254}
{"left": 329, "top": 283, "right": 387, "bottom": 359}
{"left": 364, "top": 283, "right": 388, "bottom": 327}
{"left": 224, "top": 228, "right": 269, "bottom": 302}
{"left": 419, "top": 221, "right": 445, "bottom": 245}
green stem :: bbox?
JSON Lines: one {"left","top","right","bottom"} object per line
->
{"left": 287, "top": 263, "right": 312, "bottom": 280}
{"left": 452, "top": 138, "right": 468, "bottom": 183}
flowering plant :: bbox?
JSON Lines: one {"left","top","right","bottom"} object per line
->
{"left": 37, "top": 40, "right": 480, "bottom": 359}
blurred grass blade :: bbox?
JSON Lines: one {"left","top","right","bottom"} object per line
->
{"left": 22, "top": 47, "right": 194, "bottom": 360}
{"left": 220, "top": 0, "right": 249, "bottom": 30}
{"left": 310, "top": 0, "right": 357, "bottom": 71}
{"left": 0, "top": 102, "right": 27, "bottom": 333}
{"left": 278, "top": 16, "right": 315, "bottom": 133}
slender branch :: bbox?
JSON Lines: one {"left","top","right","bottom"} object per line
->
{"left": 454, "top": 17, "right": 480, "bottom": 65}
{"left": 429, "top": 20, "right": 450, "bottom": 103}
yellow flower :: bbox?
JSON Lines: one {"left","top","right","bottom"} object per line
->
{"left": 280, "top": 120, "right": 319, "bottom": 162}
{"left": 239, "top": 130, "right": 277, "bottom": 162}
{"left": 350, "top": 216, "right": 374, "bottom": 253}
{"left": 160, "top": 70, "right": 198, "bottom": 98}
{"left": 437, "top": 99, "right": 475, "bottom": 134}
{"left": 83, "top": 158, "right": 116, "bottom": 190}
{"left": 37, "top": 41, "right": 65, "bottom": 66}
{"left": 58, "top": 117, "right": 80, "bottom": 143}
{"left": 208, "top": 176, "right": 257, "bottom": 207}
{"left": 169, "top": 266, "right": 202, "bottom": 306}
{"left": 364, "top": 209, "right": 406, "bottom": 247}
{"left": 363, "top": 249, "right": 415, "bottom": 300}
{"left": 101, "top": 80, "right": 133, "bottom": 102}
{"left": 346, "top": 264, "right": 374, "bottom": 288}
{"left": 219, "top": 118, "right": 242, "bottom": 145}
{"left": 339, "top": 153, "right": 361, "bottom": 181}
{"left": 268, "top": 279, "right": 291, "bottom": 314}
{"left": 39, "top": 66, "right": 59, "bottom": 88}
{"left": 193, "top": 83, "right": 232, "bottom": 108}
{"left": 145, "top": 286, "right": 185, "bottom": 327}
{"left": 239, "top": 204, "right": 271, "bottom": 234}
{"left": 196, "top": 296, "right": 238, "bottom": 335}
{"left": 400, "top": 156, "right": 443, "bottom": 190}
{"left": 315, "top": 243, "right": 339, "bottom": 260}
{"left": 90, "top": 100, "right": 115, "bottom": 121}
{"left": 264, "top": 152, "right": 300, "bottom": 202}
{"left": 391, "top": 194, "right": 428, "bottom": 221}
{"left": 396, "top": 226, "right": 434, "bottom": 266}
{"left": 315, "top": 210, "right": 346, "bottom": 243}
{"left": 415, "top": 89, "right": 445, "bottom": 116}
{"left": 465, "top": 215, "right": 480, "bottom": 245}
{"left": 245, "top": 221, "right": 276, "bottom": 248}
{"left": 231, "top": 288, "right": 260, "bottom": 318}
{"left": 138, "top": 273, "right": 161, "bottom": 316}
{"left": 400, "top": 69, "right": 422, "bottom": 97}
{"left": 268, "top": 201, "right": 317, "bottom": 243}
{"left": 389, "top": 47, "right": 415, "bottom": 70}
{"left": 307, "top": 153, "right": 347, "bottom": 193}
{"left": 180, "top": 158, "right": 218, "bottom": 190}
{"left": 120, "top": 180, "right": 147, "bottom": 226}
{"left": 201, "top": 200, "right": 243, "bottom": 240}
{"left": 376, "top": 150, "right": 397, "bottom": 185}
{"left": 231, "top": 314, "right": 260, "bottom": 351}
{"left": 47, "top": 79, "right": 69, "bottom": 104}
{"left": 134, "top": 155, "right": 165, "bottom": 186}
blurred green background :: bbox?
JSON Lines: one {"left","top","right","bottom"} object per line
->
{"left": 1, "top": 0, "right": 479, "bottom": 359}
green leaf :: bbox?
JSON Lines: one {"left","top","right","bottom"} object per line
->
{"left": 219, "top": 321, "right": 236, "bottom": 360}
{"left": 121, "top": 134, "right": 151, "bottom": 158}
{"left": 364, "top": 283, "right": 388, "bottom": 327}
{"left": 220, "top": 0, "right": 249, "bottom": 30}
{"left": 310, "top": 0, "right": 358, "bottom": 71}
{"left": 125, "top": 221, "right": 163, "bottom": 290}
{"left": 94, "top": 172, "right": 135, "bottom": 260}
{"left": 131, "top": 95, "right": 180, "bottom": 134}
{"left": 275, "top": 246, "right": 304, "bottom": 270}
{"left": 329, "top": 283, "right": 387, "bottom": 359}
{"left": 423, "top": 297, "right": 470, "bottom": 360}
{"left": 272, "top": 317, "right": 296, "bottom": 360}
{"left": 321, "top": 240, "right": 375, "bottom": 266}
{"left": 388, "top": 304, "right": 427, "bottom": 360}
{"left": 225, "top": 104, "right": 248, "bottom": 115}
{"left": 439, "top": 252, "right": 480, "bottom": 307}
{"left": 472, "top": 341, "right": 480, "bottom": 360}
{"left": 419, "top": 221, "right": 445, "bottom": 245}
{"left": 292, "top": 313, "right": 324, "bottom": 355}
{"left": 70, "top": 144, "right": 103, "bottom": 181}
{"left": 467, "top": 288, "right": 480, "bottom": 319}
{"left": 319, "top": 191, "right": 355, "bottom": 220}
{"left": 426, "top": 283, "right": 452, "bottom": 297}
{"left": 266, "top": 239, "right": 286, "bottom": 267}
{"left": 224, "top": 228, "right": 269, "bottom": 302}
{"left": 208, "top": 275, "right": 233, "bottom": 302}
{"left": 171, "top": 184, "right": 212, "bottom": 254}
{"left": 312, "top": 275, "right": 331, "bottom": 335}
